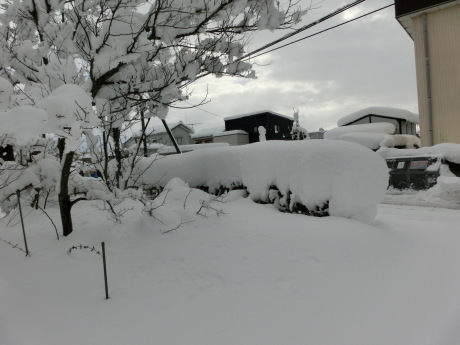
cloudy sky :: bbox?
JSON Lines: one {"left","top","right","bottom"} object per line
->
{"left": 164, "top": 0, "right": 418, "bottom": 134}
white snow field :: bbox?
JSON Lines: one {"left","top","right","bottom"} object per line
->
{"left": 1, "top": 188, "right": 460, "bottom": 345}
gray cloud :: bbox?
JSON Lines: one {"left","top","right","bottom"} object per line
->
{"left": 167, "top": 0, "right": 418, "bottom": 133}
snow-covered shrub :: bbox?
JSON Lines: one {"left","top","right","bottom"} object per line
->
{"left": 0, "top": 158, "right": 60, "bottom": 213}
{"left": 133, "top": 140, "right": 388, "bottom": 223}
{"left": 143, "top": 178, "right": 225, "bottom": 233}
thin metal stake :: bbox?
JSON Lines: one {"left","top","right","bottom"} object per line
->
{"left": 16, "top": 191, "right": 29, "bottom": 256}
{"left": 101, "top": 242, "right": 109, "bottom": 299}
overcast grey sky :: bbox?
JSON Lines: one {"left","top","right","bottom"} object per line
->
{"left": 166, "top": 0, "right": 418, "bottom": 133}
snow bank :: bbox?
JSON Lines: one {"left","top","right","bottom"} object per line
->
{"left": 338, "top": 132, "right": 395, "bottom": 150}
{"left": 378, "top": 143, "right": 460, "bottom": 164}
{"left": 337, "top": 106, "right": 419, "bottom": 126}
{"left": 134, "top": 140, "right": 388, "bottom": 223}
{"left": 392, "top": 134, "right": 421, "bottom": 149}
{"left": 324, "top": 122, "right": 396, "bottom": 140}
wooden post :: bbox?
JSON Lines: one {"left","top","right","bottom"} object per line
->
{"left": 101, "top": 242, "right": 109, "bottom": 299}
{"left": 161, "top": 119, "right": 182, "bottom": 154}
{"left": 16, "top": 191, "right": 29, "bottom": 256}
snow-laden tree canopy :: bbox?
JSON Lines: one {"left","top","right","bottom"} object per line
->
{"left": 0, "top": 0, "right": 308, "bottom": 123}
{"left": 0, "top": 77, "right": 97, "bottom": 149}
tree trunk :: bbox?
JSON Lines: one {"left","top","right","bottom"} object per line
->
{"left": 140, "top": 109, "right": 148, "bottom": 157}
{"left": 57, "top": 138, "right": 65, "bottom": 161}
{"left": 112, "top": 127, "right": 122, "bottom": 189}
{"left": 59, "top": 151, "right": 75, "bottom": 236}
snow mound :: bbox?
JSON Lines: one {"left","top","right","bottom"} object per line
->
{"left": 134, "top": 140, "right": 388, "bottom": 223}
{"left": 392, "top": 134, "right": 421, "bottom": 149}
{"left": 338, "top": 132, "right": 395, "bottom": 150}
{"left": 324, "top": 122, "right": 396, "bottom": 140}
{"left": 143, "top": 177, "right": 228, "bottom": 233}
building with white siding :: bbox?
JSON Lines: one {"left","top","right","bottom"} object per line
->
{"left": 395, "top": 0, "right": 460, "bottom": 145}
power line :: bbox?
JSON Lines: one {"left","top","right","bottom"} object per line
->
{"left": 239, "top": 0, "right": 368, "bottom": 61}
{"left": 181, "top": 0, "right": 368, "bottom": 89}
{"left": 183, "top": 101, "right": 224, "bottom": 118}
{"left": 245, "top": 2, "right": 395, "bottom": 60}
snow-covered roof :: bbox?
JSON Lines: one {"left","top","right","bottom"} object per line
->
{"left": 190, "top": 126, "right": 225, "bottom": 139}
{"left": 213, "top": 130, "right": 248, "bottom": 137}
{"left": 225, "top": 110, "right": 293, "bottom": 122}
{"left": 324, "top": 122, "right": 396, "bottom": 140}
{"left": 337, "top": 107, "right": 419, "bottom": 126}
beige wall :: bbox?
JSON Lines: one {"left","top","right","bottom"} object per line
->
{"left": 412, "top": 4, "right": 460, "bottom": 145}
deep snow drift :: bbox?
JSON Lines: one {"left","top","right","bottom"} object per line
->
{"left": 133, "top": 140, "right": 389, "bottom": 223}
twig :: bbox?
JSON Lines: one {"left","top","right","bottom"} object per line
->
{"left": 183, "top": 188, "right": 193, "bottom": 209}
{"left": 36, "top": 204, "right": 59, "bottom": 240}
{"left": 67, "top": 244, "right": 102, "bottom": 256}
{"left": 162, "top": 219, "right": 195, "bottom": 234}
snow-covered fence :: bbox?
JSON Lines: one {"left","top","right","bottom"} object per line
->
{"left": 132, "top": 140, "right": 389, "bottom": 223}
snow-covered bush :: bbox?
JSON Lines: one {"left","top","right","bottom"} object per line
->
{"left": 0, "top": 157, "right": 60, "bottom": 213}
{"left": 143, "top": 177, "right": 226, "bottom": 233}
{"left": 133, "top": 140, "right": 389, "bottom": 223}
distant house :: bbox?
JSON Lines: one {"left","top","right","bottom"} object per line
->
{"left": 125, "top": 121, "right": 194, "bottom": 148}
{"left": 192, "top": 126, "right": 249, "bottom": 146}
{"left": 213, "top": 130, "right": 249, "bottom": 146}
{"left": 308, "top": 128, "right": 325, "bottom": 139}
{"left": 337, "top": 107, "right": 419, "bottom": 135}
{"left": 224, "top": 110, "right": 294, "bottom": 143}
{"left": 192, "top": 110, "right": 293, "bottom": 145}
{"left": 395, "top": 0, "right": 460, "bottom": 145}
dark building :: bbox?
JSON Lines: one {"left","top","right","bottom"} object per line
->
{"left": 224, "top": 110, "right": 294, "bottom": 143}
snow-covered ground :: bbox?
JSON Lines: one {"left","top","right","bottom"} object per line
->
{"left": 1, "top": 189, "right": 460, "bottom": 345}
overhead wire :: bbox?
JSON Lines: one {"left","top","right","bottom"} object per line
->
{"left": 244, "top": 2, "right": 396, "bottom": 60}
{"left": 183, "top": 0, "right": 399, "bottom": 119}
{"left": 181, "top": 0, "right": 368, "bottom": 90}
{"left": 182, "top": 101, "right": 224, "bottom": 118}
{"left": 238, "top": 0, "right": 368, "bottom": 61}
